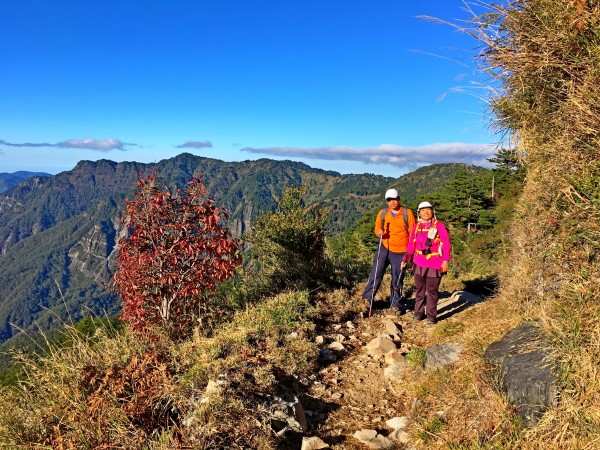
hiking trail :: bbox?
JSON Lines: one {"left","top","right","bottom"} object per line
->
{"left": 298, "top": 290, "right": 485, "bottom": 450}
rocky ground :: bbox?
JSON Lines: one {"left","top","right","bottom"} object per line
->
{"left": 295, "top": 290, "right": 485, "bottom": 450}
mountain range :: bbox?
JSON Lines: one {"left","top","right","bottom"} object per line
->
{"left": 0, "top": 153, "right": 473, "bottom": 346}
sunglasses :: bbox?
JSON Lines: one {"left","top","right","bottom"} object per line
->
{"left": 386, "top": 198, "right": 398, "bottom": 202}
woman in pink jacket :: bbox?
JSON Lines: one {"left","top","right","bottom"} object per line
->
{"left": 401, "top": 201, "right": 451, "bottom": 324}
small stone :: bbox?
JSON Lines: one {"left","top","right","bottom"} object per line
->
{"left": 333, "top": 324, "right": 342, "bottom": 331}
{"left": 288, "top": 331, "right": 299, "bottom": 339}
{"left": 301, "top": 436, "right": 329, "bottom": 450}
{"left": 328, "top": 341, "right": 345, "bottom": 351}
{"left": 315, "top": 335, "right": 325, "bottom": 345}
{"left": 384, "top": 350, "right": 404, "bottom": 366}
{"left": 332, "top": 393, "right": 343, "bottom": 399}
{"left": 384, "top": 361, "right": 408, "bottom": 383}
{"left": 319, "top": 348, "right": 337, "bottom": 363}
{"left": 352, "top": 429, "right": 395, "bottom": 449}
{"left": 386, "top": 416, "right": 409, "bottom": 430}
{"left": 383, "top": 319, "right": 401, "bottom": 336}
{"left": 365, "top": 337, "right": 397, "bottom": 357}
{"left": 346, "top": 321, "right": 356, "bottom": 330}
{"left": 425, "top": 342, "right": 463, "bottom": 370}
{"left": 389, "top": 429, "right": 410, "bottom": 444}
{"left": 334, "top": 333, "right": 346, "bottom": 342}
{"left": 270, "top": 395, "right": 308, "bottom": 433}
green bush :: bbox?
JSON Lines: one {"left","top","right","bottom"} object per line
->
{"left": 244, "top": 185, "right": 331, "bottom": 296}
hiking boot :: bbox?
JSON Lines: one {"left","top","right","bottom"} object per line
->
{"left": 426, "top": 318, "right": 437, "bottom": 325}
{"left": 413, "top": 314, "right": 425, "bottom": 322}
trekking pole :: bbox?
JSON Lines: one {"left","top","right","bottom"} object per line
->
{"left": 390, "top": 266, "right": 406, "bottom": 310}
{"left": 369, "top": 233, "right": 383, "bottom": 318}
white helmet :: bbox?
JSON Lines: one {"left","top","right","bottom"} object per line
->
{"left": 417, "top": 201, "right": 434, "bottom": 213}
{"left": 384, "top": 189, "right": 399, "bottom": 200}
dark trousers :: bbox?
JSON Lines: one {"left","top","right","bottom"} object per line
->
{"left": 361, "top": 245, "right": 405, "bottom": 308}
{"left": 414, "top": 273, "right": 442, "bottom": 320}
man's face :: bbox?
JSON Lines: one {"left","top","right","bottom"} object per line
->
{"left": 386, "top": 197, "right": 399, "bottom": 208}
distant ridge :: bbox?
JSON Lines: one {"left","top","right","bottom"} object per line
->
{"left": 0, "top": 171, "right": 52, "bottom": 194}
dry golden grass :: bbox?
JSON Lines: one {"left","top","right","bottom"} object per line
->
{"left": 0, "top": 326, "right": 186, "bottom": 449}
{"left": 420, "top": 1, "right": 600, "bottom": 448}
{"left": 0, "top": 291, "right": 321, "bottom": 449}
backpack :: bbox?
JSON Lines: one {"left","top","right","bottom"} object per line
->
{"left": 380, "top": 207, "right": 409, "bottom": 234}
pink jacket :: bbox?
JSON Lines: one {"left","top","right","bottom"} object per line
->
{"left": 405, "top": 219, "right": 451, "bottom": 270}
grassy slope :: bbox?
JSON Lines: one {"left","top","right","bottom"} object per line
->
{"left": 423, "top": 1, "right": 600, "bottom": 448}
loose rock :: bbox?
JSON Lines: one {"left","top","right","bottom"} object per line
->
{"left": 334, "top": 333, "right": 346, "bottom": 342}
{"left": 365, "top": 336, "right": 397, "bottom": 357}
{"left": 425, "top": 342, "right": 463, "bottom": 370}
{"left": 301, "top": 436, "right": 329, "bottom": 450}
{"left": 384, "top": 350, "right": 404, "bottom": 366}
{"left": 384, "top": 361, "right": 409, "bottom": 382}
{"left": 389, "top": 429, "right": 410, "bottom": 444}
{"left": 383, "top": 319, "right": 402, "bottom": 336}
{"left": 328, "top": 341, "right": 345, "bottom": 351}
{"left": 319, "top": 348, "right": 337, "bottom": 363}
{"left": 352, "top": 429, "right": 395, "bottom": 449}
{"left": 270, "top": 395, "right": 308, "bottom": 433}
{"left": 386, "top": 416, "right": 409, "bottom": 430}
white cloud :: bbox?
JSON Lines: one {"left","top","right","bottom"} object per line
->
{"left": 57, "top": 138, "right": 126, "bottom": 151}
{"left": 1, "top": 138, "right": 131, "bottom": 151}
{"left": 241, "top": 143, "right": 496, "bottom": 169}
{"left": 176, "top": 140, "right": 213, "bottom": 149}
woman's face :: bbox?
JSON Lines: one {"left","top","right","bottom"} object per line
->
{"left": 419, "top": 207, "right": 433, "bottom": 220}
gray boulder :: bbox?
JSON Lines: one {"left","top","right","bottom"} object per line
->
{"left": 484, "top": 322, "right": 539, "bottom": 366}
{"left": 485, "top": 322, "right": 559, "bottom": 426}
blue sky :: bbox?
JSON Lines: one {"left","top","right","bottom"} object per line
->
{"left": 0, "top": 0, "right": 498, "bottom": 177}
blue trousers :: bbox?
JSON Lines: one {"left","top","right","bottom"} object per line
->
{"left": 361, "top": 245, "right": 405, "bottom": 308}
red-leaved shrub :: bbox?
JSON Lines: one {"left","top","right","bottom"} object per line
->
{"left": 113, "top": 174, "right": 241, "bottom": 335}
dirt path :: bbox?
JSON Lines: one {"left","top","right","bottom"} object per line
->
{"left": 302, "top": 291, "right": 483, "bottom": 449}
